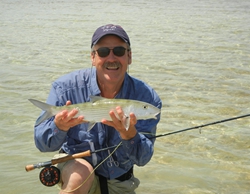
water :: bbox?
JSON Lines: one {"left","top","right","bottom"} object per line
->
{"left": 1, "top": 0, "right": 249, "bottom": 193}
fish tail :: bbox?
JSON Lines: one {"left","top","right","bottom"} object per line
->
{"left": 29, "top": 99, "right": 54, "bottom": 125}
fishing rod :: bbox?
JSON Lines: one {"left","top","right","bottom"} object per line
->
{"left": 151, "top": 113, "right": 250, "bottom": 139}
{"left": 25, "top": 113, "right": 250, "bottom": 186}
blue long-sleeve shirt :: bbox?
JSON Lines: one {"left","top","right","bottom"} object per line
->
{"left": 34, "top": 67, "right": 162, "bottom": 179}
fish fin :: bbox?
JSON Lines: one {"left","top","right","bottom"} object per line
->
{"left": 36, "top": 111, "right": 54, "bottom": 125}
{"left": 29, "top": 99, "right": 52, "bottom": 111}
{"left": 87, "top": 122, "right": 96, "bottom": 131}
{"left": 90, "top": 96, "right": 106, "bottom": 103}
{"left": 82, "top": 119, "right": 89, "bottom": 123}
{"left": 122, "top": 114, "right": 130, "bottom": 131}
{"left": 29, "top": 99, "right": 54, "bottom": 125}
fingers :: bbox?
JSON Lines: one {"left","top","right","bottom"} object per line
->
{"left": 102, "top": 106, "right": 137, "bottom": 140}
{"left": 102, "top": 106, "right": 137, "bottom": 131}
{"left": 54, "top": 101, "right": 84, "bottom": 131}
{"left": 62, "top": 109, "right": 79, "bottom": 123}
{"left": 111, "top": 106, "right": 137, "bottom": 125}
{"left": 65, "top": 100, "right": 72, "bottom": 106}
{"left": 129, "top": 112, "right": 137, "bottom": 126}
{"left": 102, "top": 107, "right": 124, "bottom": 131}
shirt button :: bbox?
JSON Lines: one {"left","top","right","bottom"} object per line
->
{"left": 130, "top": 141, "right": 134, "bottom": 144}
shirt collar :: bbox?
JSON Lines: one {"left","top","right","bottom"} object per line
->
{"left": 116, "top": 72, "right": 129, "bottom": 99}
{"left": 90, "top": 68, "right": 129, "bottom": 98}
{"left": 90, "top": 67, "right": 101, "bottom": 96}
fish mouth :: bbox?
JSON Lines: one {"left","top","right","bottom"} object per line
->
{"left": 104, "top": 62, "right": 121, "bottom": 70}
{"left": 154, "top": 111, "right": 160, "bottom": 118}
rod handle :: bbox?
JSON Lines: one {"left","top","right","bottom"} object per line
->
{"left": 51, "top": 150, "right": 92, "bottom": 165}
{"left": 25, "top": 150, "right": 91, "bottom": 172}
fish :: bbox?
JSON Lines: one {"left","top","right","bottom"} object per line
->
{"left": 29, "top": 96, "right": 160, "bottom": 131}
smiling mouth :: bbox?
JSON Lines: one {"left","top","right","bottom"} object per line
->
{"left": 104, "top": 62, "right": 121, "bottom": 70}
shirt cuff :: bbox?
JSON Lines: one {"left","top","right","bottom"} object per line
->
{"left": 51, "top": 121, "right": 67, "bottom": 137}
{"left": 121, "top": 132, "right": 141, "bottom": 149}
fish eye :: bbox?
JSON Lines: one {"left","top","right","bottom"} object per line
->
{"left": 143, "top": 105, "right": 148, "bottom": 109}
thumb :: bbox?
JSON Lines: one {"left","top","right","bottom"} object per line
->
{"left": 66, "top": 100, "right": 72, "bottom": 106}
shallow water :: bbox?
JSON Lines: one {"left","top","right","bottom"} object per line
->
{"left": 0, "top": 0, "right": 249, "bottom": 193}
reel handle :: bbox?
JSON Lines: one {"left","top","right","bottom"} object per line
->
{"left": 25, "top": 164, "right": 36, "bottom": 172}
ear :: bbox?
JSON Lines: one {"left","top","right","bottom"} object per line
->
{"left": 128, "top": 50, "right": 132, "bottom": 65}
{"left": 91, "top": 51, "right": 96, "bottom": 66}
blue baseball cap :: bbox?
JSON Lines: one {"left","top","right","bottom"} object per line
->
{"left": 91, "top": 24, "right": 130, "bottom": 47}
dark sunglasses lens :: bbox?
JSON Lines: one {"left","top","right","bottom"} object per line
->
{"left": 97, "top": 47, "right": 110, "bottom": 57}
{"left": 96, "top": 47, "right": 126, "bottom": 57}
{"left": 113, "top": 47, "right": 126, "bottom": 56}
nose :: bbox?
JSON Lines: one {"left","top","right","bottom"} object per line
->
{"left": 106, "top": 49, "right": 116, "bottom": 61}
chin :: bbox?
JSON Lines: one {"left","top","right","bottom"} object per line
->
{"left": 104, "top": 76, "right": 122, "bottom": 83}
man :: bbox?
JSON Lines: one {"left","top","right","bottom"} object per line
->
{"left": 34, "top": 24, "right": 162, "bottom": 194}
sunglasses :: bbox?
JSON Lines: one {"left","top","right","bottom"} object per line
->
{"left": 94, "top": 46, "right": 129, "bottom": 58}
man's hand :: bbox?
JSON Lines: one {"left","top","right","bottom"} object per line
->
{"left": 101, "top": 106, "right": 137, "bottom": 140}
{"left": 54, "top": 101, "right": 85, "bottom": 131}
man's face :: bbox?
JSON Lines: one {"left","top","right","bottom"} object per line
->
{"left": 91, "top": 35, "right": 132, "bottom": 85}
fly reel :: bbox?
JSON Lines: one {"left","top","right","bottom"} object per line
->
{"left": 39, "top": 166, "right": 60, "bottom": 187}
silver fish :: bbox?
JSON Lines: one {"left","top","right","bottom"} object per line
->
{"left": 29, "top": 96, "right": 160, "bottom": 131}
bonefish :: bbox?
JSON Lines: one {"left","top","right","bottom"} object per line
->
{"left": 29, "top": 96, "right": 160, "bottom": 131}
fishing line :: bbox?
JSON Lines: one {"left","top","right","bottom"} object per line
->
{"left": 59, "top": 141, "right": 122, "bottom": 193}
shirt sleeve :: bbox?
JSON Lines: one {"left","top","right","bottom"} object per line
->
{"left": 34, "top": 83, "right": 67, "bottom": 152}
{"left": 121, "top": 89, "right": 162, "bottom": 166}
{"left": 121, "top": 116, "right": 160, "bottom": 166}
